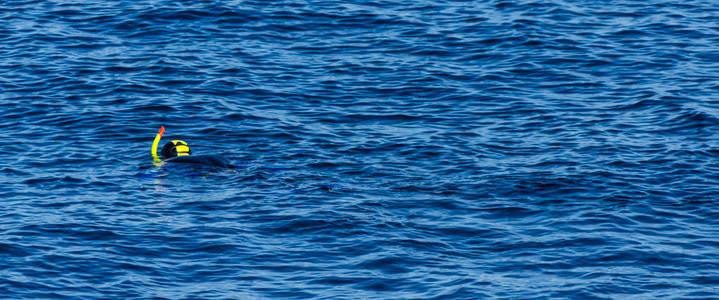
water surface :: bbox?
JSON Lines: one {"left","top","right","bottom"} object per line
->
{"left": 2, "top": 0, "right": 719, "bottom": 298}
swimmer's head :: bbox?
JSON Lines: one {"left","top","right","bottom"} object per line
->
{"left": 161, "top": 140, "right": 191, "bottom": 158}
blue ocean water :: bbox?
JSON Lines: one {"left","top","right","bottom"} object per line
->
{"left": 2, "top": 0, "right": 719, "bottom": 298}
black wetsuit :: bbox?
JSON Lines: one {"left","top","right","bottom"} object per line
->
{"left": 164, "top": 155, "right": 232, "bottom": 168}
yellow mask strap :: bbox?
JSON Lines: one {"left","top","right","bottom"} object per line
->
{"left": 171, "top": 140, "right": 191, "bottom": 156}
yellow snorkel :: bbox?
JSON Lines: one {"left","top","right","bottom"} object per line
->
{"left": 151, "top": 126, "right": 165, "bottom": 165}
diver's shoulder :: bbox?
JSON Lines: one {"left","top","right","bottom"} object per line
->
{"left": 165, "top": 154, "right": 231, "bottom": 167}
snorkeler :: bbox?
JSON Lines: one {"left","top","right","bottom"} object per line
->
{"left": 151, "top": 126, "right": 232, "bottom": 168}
